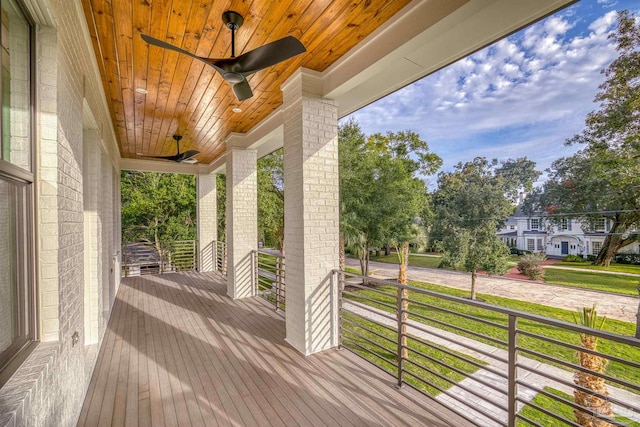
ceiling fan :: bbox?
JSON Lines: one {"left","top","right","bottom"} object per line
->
{"left": 137, "top": 135, "right": 199, "bottom": 164}
{"left": 141, "top": 11, "right": 306, "bottom": 101}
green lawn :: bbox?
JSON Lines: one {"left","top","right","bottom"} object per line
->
{"left": 517, "top": 387, "right": 639, "bottom": 427}
{"left": 343, "top": 273, "right": 639, "bottom": 387}
{"left": 342, "top": 311, "right": 483, "bottom": 397}
{"left": 552, "top": 261, "right": 640, "bottom": 275}
{"left": 543, "top": 269, "right": 640, "bottom": 296}
{"left": 369, "top": 253, "right": 442, "bottom": 269}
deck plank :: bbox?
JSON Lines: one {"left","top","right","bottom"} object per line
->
{"left": 79, "top": 272, "right": 471, "bottom": 427}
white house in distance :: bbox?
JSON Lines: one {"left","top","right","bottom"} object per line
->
{"left": 498, "top": 207, "right": 640, "bottom": 258}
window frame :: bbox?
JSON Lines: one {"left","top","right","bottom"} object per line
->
{"left": 559, "top": 218, "right": 568, "bottom": 231}
{"left": 0, "top": 0, "right": 38, "bottom": 388}
{"left": 592, "top": 241, "right": 602, "bottom": 255}
{"left": 530, "top": 218, "right": 540, "bottom": 230}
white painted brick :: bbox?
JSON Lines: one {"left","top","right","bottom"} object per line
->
{"left": 283, "top": 71, "right": 339, "bottom": 355}
{"left": 226, "top": 148, "right": 257, "bottom": 299}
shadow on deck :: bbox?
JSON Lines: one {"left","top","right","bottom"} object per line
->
{"left": 78, "top": 272, "right": 470, "bottom": 426}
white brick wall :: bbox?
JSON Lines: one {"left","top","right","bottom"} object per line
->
{"left": 282, "top": 70, "right": 340, "bottom": 355}
{"left": 225, "top": 148, "right": 257, "bottom": 299}
{"left": 0, "top": 0, "right": 121, "bottom": 425}
{"left": 197, "top": 174, "right": 217, "bottom": 272}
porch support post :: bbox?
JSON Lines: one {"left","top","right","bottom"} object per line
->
{"left": 225, "top": 136, "right": 257, "bottom": 299}
{"left": 197, "top": 174, "right": 217, "bottom": 272}
{"left": 282, "top": 69, "right": 340, "bottom": 355}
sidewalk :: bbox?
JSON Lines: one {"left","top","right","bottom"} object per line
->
{"left": 345, "top": 258, "right": 639, "bottom": 323}
{"left": 344, "top": 300, "right": 640, "bottom": 426}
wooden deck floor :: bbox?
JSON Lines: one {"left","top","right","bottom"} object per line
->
{"left": 78, "top": 272, "right": 470, "bottom": 427}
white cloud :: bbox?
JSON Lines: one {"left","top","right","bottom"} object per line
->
{"left": 347, "top": 6, "right": 620, "bottom": 178}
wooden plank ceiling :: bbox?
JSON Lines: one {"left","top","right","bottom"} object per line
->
{"left": 82, "top": 0, "right": 412, "bottom": 165}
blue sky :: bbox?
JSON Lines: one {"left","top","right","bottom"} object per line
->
{"left": 344, "top": 0, "right": 639, "bottom": 186}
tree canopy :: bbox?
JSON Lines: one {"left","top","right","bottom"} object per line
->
{"left": 121, "top": 171, "right": 196, "bottom": 244}
{"left": 257, "top": 149, "right": 284, "bottom": 249}
{"left": 432, "top": 157, "right": 539, "bottom": 298}
{"left": 524, "top": 10, "right": 640, "bottom": 266}
{"left": 339, "top": 119, "right": 441, "bottom": 277}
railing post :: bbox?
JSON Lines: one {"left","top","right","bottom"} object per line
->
{"left": 275, "top": 256, "right": 281, "bottom": 311}
{"left": 508, "top": 315, "right": 518, "bottom": 427}
{"left": 396, "top": 287, "right": 406, "bottom": 388}
{"left": 337, "top": 270, "right": 343, "bottom": 350}
{"left": 252, "top": 250, "right": 257, "bottom": 296}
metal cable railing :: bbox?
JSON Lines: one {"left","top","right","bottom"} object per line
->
{"left": 122, "top": 240, "right": 197, "bottom": 277}
{"left": 335, "top": 269, "right": 640, "bottom": 427}
{"left": 254, "top": 250, "right": 285, "bottom": 311}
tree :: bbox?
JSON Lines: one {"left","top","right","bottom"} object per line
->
{"left": 573, "top": 306, "right": 614, "bottom": 427}
{"left": 257, "top": 148, "right": 284, "bottom": 249}
{"left": 433, "top": 157, "right": 537, "bottom": 299}
{"left": 338, "top": 120, "right": 441, "bottom": 280}
{"left": 216, "top": 174, "right": 226, "bottom": 241}
{"left": 526, "top": 11, "right": 640, "bottom": 266}
{"left": 121, "top": 171, "right": 197, "bottom": 246}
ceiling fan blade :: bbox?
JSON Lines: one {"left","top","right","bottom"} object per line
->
{"left": 140, "top": 154, "right": 182, "bottom": 161}
{"left": 141, "top": 34, "right": 221, "bottom": 65}
{"left": 215, "top": 36, "right": 306, "bottom": 75}
{"left": 231, "top": 79, "right": 253, "bottom": 101}
{"left": 179, "top": 150, "right": 200, "bottom": 161}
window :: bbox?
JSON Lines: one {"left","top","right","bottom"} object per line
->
{"left": 559, "top": 219, "right": 568, "bottom": 231}
{"left": 594, "top": 218, "right": 605, "bottom": 232}
{"left": 537, "top": 239, "right": 543, "bottom": 251}
{"left": 0, "top": 0, "right": 35, "bottom": 387}
{"left": 1, "top": 0, "right": 31, "bottom": 172}
{"left": 510, "top": 225, "right": 515, "bottom": 230}
{"left": 530, "top": 218, "right": 540, "bottom": 230}
{"left": 527, "top": 239, "right": 535, "bottom": 251}
{"left": 592, "top": 241, "right": 602, "bottom": 255}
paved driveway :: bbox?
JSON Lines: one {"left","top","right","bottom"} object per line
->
{"left": 345, "top": 258, "right": 639, "bottom": 323}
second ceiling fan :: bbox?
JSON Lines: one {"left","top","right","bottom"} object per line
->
{"left": 142, "top": 11, "right": 306, "bottom": 101}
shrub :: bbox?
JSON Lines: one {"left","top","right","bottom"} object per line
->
{"left": 613, "top": 253, "right": 640, "bottom": 265}
{"left": 517, "top": 253, "right": 547, "bottom": 280}
{"left": 510, "top": 248, "right": 533, "bottom": 256}
{"left": 563, "top": 254, "right": 585, "bottom": 263}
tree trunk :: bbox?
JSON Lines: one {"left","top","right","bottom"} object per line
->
{"left": 593, "top": 222, "right": 637, "bottom": 266}
{"left": 385, "top": 245, "right": 390, "bottom": 256}
{"left": 470, "top": 271, "right": 477, "bottom": 300}
{"left": 574, "top": 335, "right": 614, "bottom": 427}
{"left": 398, "top": 241, "right": 409, "bottom": 285}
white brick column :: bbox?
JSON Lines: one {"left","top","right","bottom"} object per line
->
{"left": 282, "top": 69, "right": 340, "bottom": 355}
{"left": 197, "top": 174, "right": 218, "bottom": 272}
{"left": 225, "top": 137, "right": 257, "bottom": 299}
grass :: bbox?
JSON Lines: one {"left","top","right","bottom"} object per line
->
{"left": 342, "top": 311, "right": 484, "bottom": 397}
{"left": 517, "top": 387, "right": 639, "bottom": 427}
{"left": 367, "top": 252, "right": 640, "bottom": 297}
{"left": 543, "top": 269, "right": 640, "bottom": 296}
{"left": 369, "top": 253, "right": 442, "bottom": 269}
{"left": 343, "top": 271, "right": 640, "bottom": 387}
{"left": 553, "top": 261, "right": 640, "bottom": 275}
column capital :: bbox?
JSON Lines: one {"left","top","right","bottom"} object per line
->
{"left": 225, "top": 132, "right": 249, "bottom": 151}
{"left": 281, "top": 67, "right": 325, "bottom": 100}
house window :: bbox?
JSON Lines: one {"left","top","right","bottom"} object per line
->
{"left": 592, "top": 241, "right": 602, "bottom": 255}
{"left": 559, "top": 219, "right": 568, "bottom": 231}
{"left": 594, "top": 218, "right": 605, "bottom": 232}
{"left": 510, "top": 225, "right": 515, "bottom": 230}
{"left": 537, "top": 239, "right": 543, "bottom": 251}
{"left": 0, "top": 0, "right": 35, "bottom": 387}
{"left": 527, "top": 239, "right": 535, "bottom": 251}
{"left": 530, "top": 218, "right": 540, "bottom": 230}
